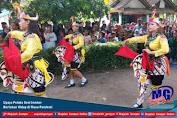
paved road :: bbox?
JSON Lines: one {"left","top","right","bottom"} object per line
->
{"left": 1, "top": 67, "right": 177, "bottom": 108}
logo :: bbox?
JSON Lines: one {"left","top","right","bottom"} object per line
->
{"left": 54, "top": 112, "right": 58, "bottom": 116}
{"left": 141, "top": 112, "right": 144, "bottom": 116}
{"left": 149, "top": 86, "right": 174, "bottom": 104}
{"left": 88, "top": 112, "right": 92, "bottom": 116}
{"left": 3, "top": 112, "right": 6, "bottom": 116}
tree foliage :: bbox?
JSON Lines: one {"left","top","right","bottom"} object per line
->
{"left": 0, "top": 0, "right": 109, "bottom": 23}
{"left": 173, "top": 0, "right": 177, "bottom": 5}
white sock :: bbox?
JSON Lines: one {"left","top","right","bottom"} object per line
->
{"left": 70, "top": 79, "right": 74, "bottom": 85}
{"left": 137, "top": 98, "right": 142, "bottom": 105}
{"left": 81, "top": 77, "right": 87, "bottom": 83}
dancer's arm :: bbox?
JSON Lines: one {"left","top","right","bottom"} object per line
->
{"left": 9, "top": 31, "right": 24, "bottom": 41}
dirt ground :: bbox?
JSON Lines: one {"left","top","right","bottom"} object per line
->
{"left": 1, "top": 67, "right": 177, "bottom": 108}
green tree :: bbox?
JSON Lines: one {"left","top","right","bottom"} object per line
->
{"left": 0, "top": 0, "right": 109, "bottom": 23}
{"left": 173, "top": 0, "right": 177, "bottom": 5}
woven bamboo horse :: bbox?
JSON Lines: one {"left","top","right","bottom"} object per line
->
{"left": 54, "top": 46, "right": 68, "bottom": 80}
{"left": 132, "top": 54, "right": 151, "bottom": 103}
{"left": 0, "top": 61, "right": 34, "bottom": 93}
{"left": 0, "top": 61, "right": 54, "bottom": 93}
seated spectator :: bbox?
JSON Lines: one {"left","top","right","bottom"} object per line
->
{"left": 83, "top": 28, "right": 92, "bottom": 45}
{"left": 44, "top": 25, "right": 57, "bottom": 49}
{"left": 98, "top": 31, "right": 106, "bottom": 43}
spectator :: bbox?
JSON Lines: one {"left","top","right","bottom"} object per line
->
{"left": 139, "top": 22, "right": 148, "bottom": 35}
{"left": 168, "top": 31, "right": 177, "bottom": 63}
{"left": 84, "top": 21, "right": 92, "bottom": 33}
{"left": 1, "top": 22, "right": 7, "bottom": 32}
{"left": 67, "top": 28, "right": 73, "bottom": 35}
{"left": 40, "top": 23, "right": 46, "bottom": 44}
{"left": 10, "top": 22, "right": 20, "bottom": 31}
{"left": 98, "top": 31, "right": 106, "bottom": 43}
{"left": 44, "top": 25, "right": 57, "bottom": 49}
{"left": 118, "top": 31, "right": 124, "bottom": 41}
{"left": 111, "top": 31, "right": 119, "bottom": 42}
{"left": 101, "top": 23, "right": 107, "bottom": 31}
{"left": 57, "top": 28, "right": 65, "bottom": 45}
{"left": 134, "top": 29, "right": 140, "bottom": 37}
{"left": 0, "top": 33, "right": 7, "bottom": 50}
{"left": 2, "top": 26, "right": 10, "bottom": 37}
{"left": 83, "top": 28, "right": 92, "bottom": 45}
{"left": 79, "top": 21, "right": 84, "bottom": 34}
{"left": 92, "top": 24, "right": 99, "bottom": 38}
{"left": 165, "top": 26, "right": 173, "bottom": 39}
{"left": 53, "top": 21, "right": 59, "bottom": 36}
{"left": 132, "top": 18, "right": 142, "bottom": 33}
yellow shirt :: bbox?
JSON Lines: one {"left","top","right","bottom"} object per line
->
{"left": 10, "top": 31, "right": 42, "bottom": 63}
{"left": 65, "top": 33, "right": 84, "bottom": 50}
{"left": 128, "top": 35, "right": 169, "bottom": 57}
{"left": 10, "top": 31, "right": 51, "bottom": 84}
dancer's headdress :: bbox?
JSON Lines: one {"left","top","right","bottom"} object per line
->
{"left": 12, "top": 3, "right": 39, "bottom": 21}
{"left": 149, "top": 9, "right": 160, "bottom": 24}
{"left": 149, "top": 9, "right": 165, "bottom": 28}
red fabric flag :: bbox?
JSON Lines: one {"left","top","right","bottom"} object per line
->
{"left": 142, "top": 51, "right": 154, "bottom": 70}
{"left": 115, "top": 46, "right": 139, "bottom": 60}
{"left": 59, "top": 38, "right": 74, "bottom": 63}
{"left": 4, "top": 38, "right": 29, "bottom": 80}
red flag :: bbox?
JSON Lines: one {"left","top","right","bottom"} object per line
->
{"left": 142, "top": 51, "right": 154, "bottom": 70}
{"left": 59, "top": 38, "right": 74, "bottom": 63}
{"left": 115, "top": 46, "right": 139, "bottom": 60}
{"left": 4, "top": 38, "right": 29, "bottom": 80}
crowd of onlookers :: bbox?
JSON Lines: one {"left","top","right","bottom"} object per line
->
{"left": 0, "top": 17, "right": 177, "bottom": 63}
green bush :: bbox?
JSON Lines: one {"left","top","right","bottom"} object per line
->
{"left": 0, "top": 42, "right": 137, "bottom": 75}
{"left": 40, "top": 42, "right": 137, "bottom": 74}
{"left": 0, "top": 51, "right": 3, "bottom": 63}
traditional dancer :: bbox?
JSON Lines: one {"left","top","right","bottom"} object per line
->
{"left": 123, "top": 9, "right": 170, "bottom": 108}
{"left": 56, "top": 22, "right": 88, "bottom": 88}
{"left": 1, "top": 4, "right": 54, "bottom": 97}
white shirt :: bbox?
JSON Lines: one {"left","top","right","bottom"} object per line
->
{"left": 44, "top": 32, "right": 57, "bottom": 49}
{"left": 84, "top": 35, "right": 92, "bottom": 45}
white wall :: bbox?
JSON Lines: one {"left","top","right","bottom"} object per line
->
{"left": 100, "top": 15, "right": 110, "bottom": 26}
{"left": 159, "top": 0, "right": 165, "bottom": 8}
{"left": 125, "top": 0, "right": 146, "bottom": 8}
{"left": 0, "top": 15, "right": 9, "bottom": 30}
